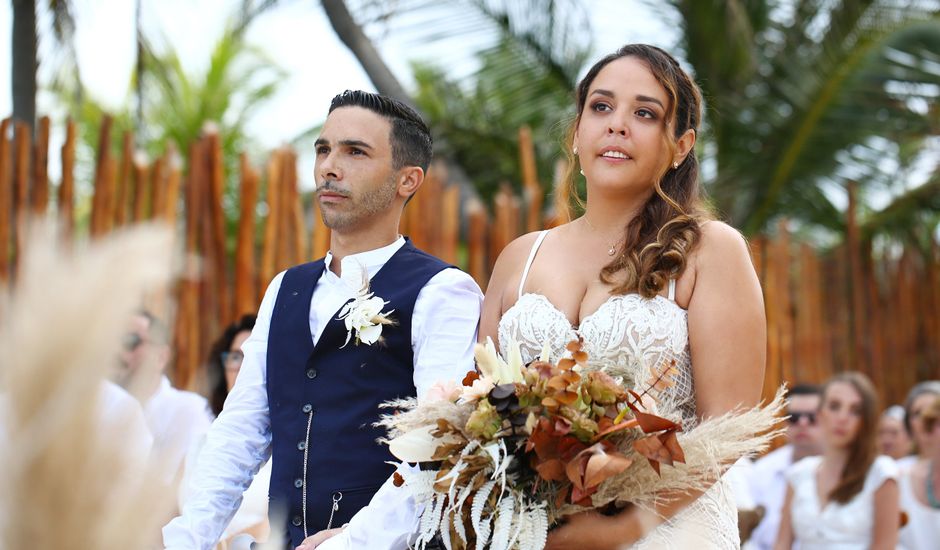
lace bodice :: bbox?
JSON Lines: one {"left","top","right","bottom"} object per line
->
{"left": 498, "top": 289, "right": 696, "bottom": 422}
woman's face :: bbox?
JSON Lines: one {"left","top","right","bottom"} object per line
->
{"left": 574, "top": 56, "right": 673, "bottom": 199}
{"left": 909, "top": 392, "right": 939, "bottom": 454}
{"left": 224, "top": 330, "right": 251, "bottom": 392}
{"left": 819, "top": 382, "right": 864, "bottom": 450}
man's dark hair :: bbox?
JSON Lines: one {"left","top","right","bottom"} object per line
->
{"left": 329, "top": 90, "right": 432, "bottom": 172}
{"left": 786, "top": 383, "right": 821, "bottom": 400}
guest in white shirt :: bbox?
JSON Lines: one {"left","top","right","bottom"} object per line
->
{"left": 117, "top": 311, "right": 213, "bottom": 484}
{"left": 878, "top": 404, "right": 913, "bottom": 461}
{"left": 898, "top": 391, "right": 940, "bottom": 550}
{"left": 900, "top": 381, "right": 940, "bottom": 470}
{"left": 774, "top": 372, "right": 900, "bottom": 550}
{"left": 746, "top": 383, "right": 822, "bottom": 550}
{"left": 162, "top": 90, "right": 482, "bottom": 550}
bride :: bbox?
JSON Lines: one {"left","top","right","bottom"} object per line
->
{"left": 479, "top": 44, "right": 766, "bottom": 549}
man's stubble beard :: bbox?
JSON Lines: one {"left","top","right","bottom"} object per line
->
{"left": 318, "top": 175, "right": 399, "bottom": 231}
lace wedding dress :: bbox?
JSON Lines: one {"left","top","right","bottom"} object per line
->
{"left": 497, "top": 230, "right": 741, "bottom": 549}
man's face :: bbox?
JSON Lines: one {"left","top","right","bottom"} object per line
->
{"left": 115, "top": 314, "right": 165, "bottom": 388}
{"left": 313, "top": 107, "right": 401, "bottom": 232}
{"left": 787, "top": 393, "right": 822, "bottom": 454}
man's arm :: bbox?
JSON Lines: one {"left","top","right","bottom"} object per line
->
{"left": 163, "top": 273, "right": 284, "bottom": 550}
{"left": 411, "top": 268, "right": 483, "bottom": 398}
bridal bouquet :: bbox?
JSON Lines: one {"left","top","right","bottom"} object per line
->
{"left": 380, "top": 339, "right": 687, "bottom": 550}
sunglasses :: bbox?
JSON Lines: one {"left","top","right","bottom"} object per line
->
{"left": 123, "top": 333, "right": 144, "bottom": 352}
{"left": 221, "top": 351, "right": 245, "bottom": 370}
{"left": 788, "top": 411, "right": 817, "bottom": 425}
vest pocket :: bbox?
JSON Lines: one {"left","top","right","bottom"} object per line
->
{"left": 326, "top": 484, "right": 382, "bottom": 529}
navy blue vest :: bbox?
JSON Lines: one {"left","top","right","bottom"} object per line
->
{"left": 266, "top": 240, "right": 452, "bottom": 547}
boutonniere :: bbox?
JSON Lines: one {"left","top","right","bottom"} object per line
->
{"left": 337, "top": 273, "right": 396, "bottom": 347}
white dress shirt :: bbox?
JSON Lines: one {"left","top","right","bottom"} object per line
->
{"left": 747, "top": 444, "right": 795, "bottom": 550}
{"left": 163, "top": 238, "right": 482, "bottom": 550}
{"left": 145, "top": 375, "right": 214, "bottom": 482}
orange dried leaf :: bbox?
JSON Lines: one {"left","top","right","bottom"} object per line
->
{"left": 555, "top": 390, "right": 579, "bottom": 405}
{"left": 632, "top": 410, "right": 680, "bottom": 433}
{"left": 584, "top": 450, "right": 633, "bottom": 488}
{"left": 571, "top": 350, "right": 588, "bottom": 364}
{"left": 393, "top": 472, "right": 404, "bottom": 487}
{"left": 565, "top": 340, "right": 583, "bottom": 353}
{"left": 535, "top": 458, "right": 566, "bottom": 481}
{"left": 660, "top": 430, "right": 686, "bottom": 464}
{"left": 462, "top": 370, "right": 480, "bottom": 387}
{"left": 557, "top": 358, "right": 576, "bottom": 371}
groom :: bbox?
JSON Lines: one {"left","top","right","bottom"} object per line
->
{"left": 163, "top": 90, "right": 482, "bottom": 550}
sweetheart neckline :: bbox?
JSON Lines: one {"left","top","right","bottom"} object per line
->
{"left": 505, "top": 291, "right": 687, "bottom": 333}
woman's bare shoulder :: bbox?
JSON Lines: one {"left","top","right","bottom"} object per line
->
{"left": 694, "top": 220, "right": 751, "bottom": 265}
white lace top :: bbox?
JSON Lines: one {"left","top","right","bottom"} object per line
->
{"left": 787, "top": 455, "right": 899, "bottom": 549}
{"left": 497, "top": 230, "right": 696, "bottom": 422}
{"left": 497, "top": 230, "right": 739, "bottom": 549}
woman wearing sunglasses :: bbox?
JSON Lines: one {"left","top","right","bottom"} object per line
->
{"left": 774, "top": 372, "right": 900, "bottom": 550}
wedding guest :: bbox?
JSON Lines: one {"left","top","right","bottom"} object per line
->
{"left": 117, "top": 310, "right": 213, "bottom": 483}
{"left": 179, "top": 314, "right": 271, "bottom": 548}
{"left": 747, "top": 384, "right": 822, "bottom": 550}
{"left": 878, "top": 405, "right": 913, "bottom": 461}
{"left": 901, "top": 381, "right": 940, "bottom": 470}
{"left": 774, "top": 372, "right": 899, "bottom": 550}
{"left": 898, "top": 393, "right": 940, "bottom": 549}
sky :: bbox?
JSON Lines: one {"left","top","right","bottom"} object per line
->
{"left": 0, "top": 0, "right": 676, "bottom": 150}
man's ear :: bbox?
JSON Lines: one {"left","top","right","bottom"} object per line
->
{"left": 397, "top": 166, "right": 424, "bottom": 200}
{"left": 673, "top": 129, "right": 696, "bottom": 165}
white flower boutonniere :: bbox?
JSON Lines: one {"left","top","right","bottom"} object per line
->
{"left": 337, "top": 276, "right": 396, "bottom": 347}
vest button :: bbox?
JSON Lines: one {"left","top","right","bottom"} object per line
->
{"left": 297, "top": 441, "right": 306, "bottom": 451}
{"left": 302, "top": 404, "right": 313, "bottom": 414}
{"left": 294, "top": 478, "right": 303, "bottom": 488}
{"left": 306, "top": 368, "right": 318, "bottom": 379}
{"left": 291, "top": 515, "right": 303, "bottom": 527}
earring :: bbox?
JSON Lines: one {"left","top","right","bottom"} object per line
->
{"left": 580, "top": 169, "right": 585, "bottom": 176}
{"left": 673, "top": 161, "right": 679, "bottom": 169}
{"left": 573, "top": 146, "right": 578, "bottom": 155}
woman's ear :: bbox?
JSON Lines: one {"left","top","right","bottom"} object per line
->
{"left": 397, "top": 166, "right": 424, "bottom": 200}
{"left": 673, "top": 129, "right": 696, "bottom": 166}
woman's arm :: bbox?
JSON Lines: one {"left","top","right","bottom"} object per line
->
{"left": 871, "top": 478, "right": 900, "bottom": 550}
{"left": 772, "top": 485, "right": 795, "bottom": 550}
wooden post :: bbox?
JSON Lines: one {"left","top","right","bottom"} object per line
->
{"left": 519, "top": 126, "right": 542, "bottom": 232}
{"left": 234, "top": 153, "right": 259, "bottom": 317}
{"left": 31, "top": 116, "right": 49, "bottom": 215}
{"left": 149, "top": 155, "right": 166, "bottom": 221}
{"left": 132, "top": 156, "right": 150, "bottom": 223}
{"left": 467, "top": 199, "right": 488, "bottom": 289}
{"left": 114, "top": 132, "right": 134, "bottom": 227}
{"left": 90, "top": 115, "right": 112, "bottom": 237}
{"left": 58, "top": 119, "right": 76, "bottom": 239}
{"left": 441, "top": 184, "right": 460, "bottom": 265}
{"left": 0, "top": 119, "right": 11, "bottom": 281}
{"left": 176, "top": 140, "right": 204, "bottom": 391}
{"left": 845, "top": 182, "right": 868, "bottom": 375}
{"left": 12, "top": 122, "right": 30, "bottom": 268}
{"left": 547, "top": 158, "right": 571, "bottom": 228}
{"left": 259, "top": 149, "right": 283, "bottom": 301}
{"left": 287, "top": 150, "right": 307, "bottom": 265}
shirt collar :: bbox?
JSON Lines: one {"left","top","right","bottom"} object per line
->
{"left": 323, "top": 236, "right": 406, "bottom": 289}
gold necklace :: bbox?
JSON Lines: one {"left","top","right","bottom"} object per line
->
{"left": 581, "top": 217, "right": 621, "bottom": 256}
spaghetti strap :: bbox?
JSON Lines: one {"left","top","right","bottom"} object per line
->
{"left": 518, "top": 230, "right": 549, "bottom": 299}
{"left": 667, "top": 279, "right": 677, "bottom": 301}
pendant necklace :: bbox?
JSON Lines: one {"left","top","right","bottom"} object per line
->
{"left": 582, "top": 217, "right": 621, "bottom": 256}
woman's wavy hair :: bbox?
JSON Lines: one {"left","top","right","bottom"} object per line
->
{"left": 820, "top": 372, "right": 880, "bottom": 504}
{"left": 207, "top": 314, "right": 256, "bottom": 416}
{"left": 561, "top": 44, "right": 712, "bottom": 297}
